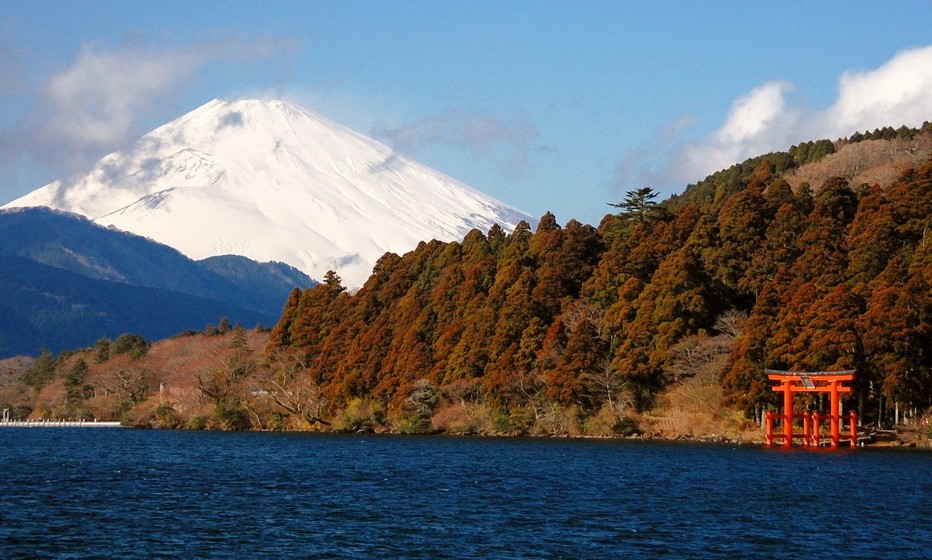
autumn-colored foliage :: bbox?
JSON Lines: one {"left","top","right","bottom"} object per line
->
{"left": 3, "top": 128, "right": 930, "bottom": 433}
{"left": 262, "top": 156, "right": 932, "bottom": 427}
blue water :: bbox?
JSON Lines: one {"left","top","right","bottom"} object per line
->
{"left": 0, "top": 430, "right": 929, "bottom": 558}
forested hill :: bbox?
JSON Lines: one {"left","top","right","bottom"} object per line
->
{"left": 266, "top": 128, "right": 931, "bottom": 430}
{"left": 3, "top": 126, "right": 930, "bottom": 436}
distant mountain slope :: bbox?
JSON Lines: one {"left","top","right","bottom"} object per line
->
{"left": 0, "top": 301, "right": 41, "bottom": 358}
{"left": 3, "top": 98, "right": 534, "bottom": 287}
{"left": 0, "top": 255, "right": 273, "bottom": 357}
{"left": 0, "top": 207, "right": 313, "bottom": 317}
{"left": 197, "top": 254, "right": 313, "bottom": 315}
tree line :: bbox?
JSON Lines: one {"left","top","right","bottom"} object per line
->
{"left": 4, "top": 134, "right": 930, "bottom": 434}
{"left": 266, "top": 158, "right": 931, "bottom": 430}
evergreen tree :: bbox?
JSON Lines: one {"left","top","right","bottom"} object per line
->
{"left": 608, "top": 187, "right": 659, "bottom": 224}
{"left": 22, "top": 350, "right": 57, "bottom": 389}
{"left": 64, "top": 359, "right": 90, "bottom": 406}
{"left": 93, "top": 338, "right": 111, "bottom": 363}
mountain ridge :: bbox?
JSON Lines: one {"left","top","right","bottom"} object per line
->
{"left": 0, "top": 207, "right": 316, "bottom": 357}
{"left": 0, "top": 206, "right": 313, "bottom": 316}
{"left": 0, "top": 255, "right": 274, "bottom": 357}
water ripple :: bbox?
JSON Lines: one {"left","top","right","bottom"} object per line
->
{"left": 0, "top": 431, "right": 929, "bottom": 558}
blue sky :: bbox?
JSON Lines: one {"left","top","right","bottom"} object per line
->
{"left": 1, "top": 1, "right": 930, "bottom": 226}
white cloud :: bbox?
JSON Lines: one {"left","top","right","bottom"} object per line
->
{"left": 711, "top": 81, "right": 796, "bottom": 146}
{"left": 822, "top": 45, "right": 932, "bottom": 136}
{"left": 669, "top": 81, "right": 801, "bottom": 185}
{"left": 0, "top": 37, "right": 294, "bottom": 195}
{"left": 41, "top": 44, "right": 204, "bottom": 149}
{"left": 652, "top": 44, "right": 932, "bottom": 189}
{"left": 372, "top": 109, "right": 539, "bottom": 179}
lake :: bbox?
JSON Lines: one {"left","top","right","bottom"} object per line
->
{"left": 0, "top": 429, "right": 929, "bottom": 558}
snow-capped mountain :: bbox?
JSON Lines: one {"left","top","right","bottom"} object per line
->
{"left": 4, "top": 99, "right": 534, "bottom": 287}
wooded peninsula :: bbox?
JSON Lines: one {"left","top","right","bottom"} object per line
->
{"left": 2, "top": 126, "right": 931, "bottom": 445}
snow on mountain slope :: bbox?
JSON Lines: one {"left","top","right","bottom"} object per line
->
{"left": 4, "top": 99, "right": 534, "bottom": 287}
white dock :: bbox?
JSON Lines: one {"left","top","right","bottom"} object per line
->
{"left": 0, "top": 419, "right": 123, "bottom": 428}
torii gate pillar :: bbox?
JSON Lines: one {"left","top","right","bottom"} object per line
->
{"left": 780, "top": 379, "right": 794, "bottom": 447}
{"left": 764, "top": 370, "right": 857, "bottom": 449}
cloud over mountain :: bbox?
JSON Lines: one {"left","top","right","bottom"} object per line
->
{"left": 372, "top": 109, "right": 539, "bottom": 179}
{"left": 0, "top": 38, "right": 295, "bottom": 190}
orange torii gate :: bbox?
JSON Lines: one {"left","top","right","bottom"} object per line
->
{"left": 764, "top": 369, "right": 858, "bottom": 449}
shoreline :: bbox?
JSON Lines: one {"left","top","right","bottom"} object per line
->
{"left": 3, "top": 418, "right": 928, "bottom": 449}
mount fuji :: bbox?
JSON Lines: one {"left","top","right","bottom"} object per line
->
{"left": 4, "top": 99, "right": 534, "bottom": 288}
